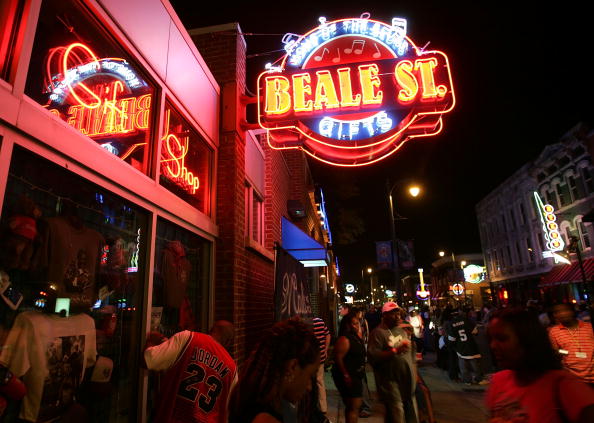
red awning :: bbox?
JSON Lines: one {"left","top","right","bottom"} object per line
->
{"left": 539, "top": 258, "right": 594, "bottom": 287}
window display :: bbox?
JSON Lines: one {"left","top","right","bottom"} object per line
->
{"left": 160, "top": 102, "right": 212, "bottom": 214}
{"left": 24, "top": 0, "right": 156, "bottom": 174}
{"left": 0, "top": 146, "right": 148, "bottom": 422}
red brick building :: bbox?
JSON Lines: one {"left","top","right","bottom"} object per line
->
{"left": 0, "top": 1, "right": 337, "bottom": 421}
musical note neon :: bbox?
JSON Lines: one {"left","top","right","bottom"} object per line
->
{"left": 372, "top": 43, "right": 381, "bottom": 59}
{"left": 332, "top": 48, "right": 341, "bottom": 63}
{"left": 344, "top": 40, "right": 365, "bottom": 55}
{"left": 314, "top": 48, "right": 329, "bottom": 61}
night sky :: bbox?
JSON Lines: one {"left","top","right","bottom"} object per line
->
{"left": 170, "top": 1, "right": 593, "bottom": 284}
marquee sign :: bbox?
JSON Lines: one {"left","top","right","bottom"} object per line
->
{"left": 534, "top": 192, "right": 568, "bottom": 264}
{"left": 258, "top": 14, "right": 455, "bottom": 166}
{"left": 416, "top": 268, "right": 430, "bottom": 300}
{"left": 463, "top": 264, "right": 486, "bottom": 284}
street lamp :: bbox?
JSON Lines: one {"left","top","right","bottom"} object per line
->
{"left": 387, "top": 179, "right": 422, "bottom": 305}
{"left": 362, "top": 267, "right": 374, "bottom": 303}
{"left": 440, "top": 250, "right": 468, "bottom": 304}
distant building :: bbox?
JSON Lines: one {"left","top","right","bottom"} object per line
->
{"left": 430, "top": 253, "right": 490, "bottom": 308}
{"left": 476, "top": 123, "right": 594, "bottom": 305}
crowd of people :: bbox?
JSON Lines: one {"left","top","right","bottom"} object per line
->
{"left": 140, "top": 299, "right": 594, "bottom": 423}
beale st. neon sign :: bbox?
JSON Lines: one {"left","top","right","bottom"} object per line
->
{"left": 258, "top": 14, "right": 455, "bottom": 166}
{"left": 43, "top": 43, "right": 202, "bottom": 196}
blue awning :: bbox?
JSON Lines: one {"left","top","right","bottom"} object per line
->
{"left": 281, "top": 217, "right": 328, "bottom": 267}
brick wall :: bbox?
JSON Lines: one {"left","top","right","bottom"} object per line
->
{"left": 190, "top": 23, "right": 333, "bottom": 363}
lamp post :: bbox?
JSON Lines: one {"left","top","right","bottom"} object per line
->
{"left": 439, "top": 250, "right": 468, "bottom": 304}
{"left": 387, "top": 179, "right": 421, "bottom": 306}
{"left": 361, "top": 267, "right": 373, "bottom": 303}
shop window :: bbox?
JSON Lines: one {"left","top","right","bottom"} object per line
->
{"left": 0, "top": 0, "right": 26, "bottom": 81}
{"left": 582, "top": 167, "right": 594, "bottom": 194}
{"left": 244, "top": 184, "right": 264, "bottom": 246}
{"left": 24, "top": 0, "right": 156, "bottom": 174}
{"left": 578, "top": 220, "right": 591, "bottom": 250}
{"left": 160, "top": 102, "right": 212, "bottom": 214}
{"left": 0, "top": 146, "right": 148, "bottom": 422}
{"left": 148, "top": 218, "right": 211, "bottom": 418}
{"left": 526, "top": 238, "right": 534, "bottom": 263}
{"left": 557, "top": 183, "right": 570, "bottom": 207}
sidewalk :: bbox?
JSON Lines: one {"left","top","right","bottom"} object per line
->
{"left": 325, "top": 352, "right": 488, "bottom": 423}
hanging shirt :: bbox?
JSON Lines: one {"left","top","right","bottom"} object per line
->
{"left": 145, "top": 331, "right": 237, "bottom": 423}
{"left": 0, "top": 311, "right": 96, "bottom": 422}
{"left": 549, "top": 321, "right": 594, "bottom": 383}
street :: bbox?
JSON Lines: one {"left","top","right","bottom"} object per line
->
{"left": 326, "top": 352, "right": 489, "bottom": 423}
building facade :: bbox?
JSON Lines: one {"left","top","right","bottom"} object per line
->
{"left": 476, "top": 123, "right": 594, "bottom": 305}
{"left": 0, "top": 1, "right": 337, "bottom": 421}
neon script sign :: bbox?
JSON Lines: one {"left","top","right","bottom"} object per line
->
{"left": 258, "top": 14, "right": 455, "bottom": 166}
{"left": 44, "top": 43, "right": 152, "bottom": 157}
{"left": 534, "top": 192, "right": 566, "bottom": 262}
{"left": 160, "top": 109, "right": 200, "bottom": 195}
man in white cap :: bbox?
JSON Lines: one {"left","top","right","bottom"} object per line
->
{"left": 368, "top": 301, "right": 418, "bottom": 423}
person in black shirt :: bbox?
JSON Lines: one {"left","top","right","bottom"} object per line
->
{"left": 447, "top": 308, "right": 487, "bottom": 385}
{"left": 332, "top": 311, "right": 367, "bottom": 423}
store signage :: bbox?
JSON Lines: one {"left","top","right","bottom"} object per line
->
{"left": 416, "top": 268, "right": 430, "bottom": 300}
{"left": 258, "top": 14, "right": 455, "bottom": 166}
{"left": 463, "top": 264, "right": 486, "bottom": 284}
{"left": 452, "top": 283, "right": 464, "bottom": 295}
{"left": 345, "top": 283, "right": 355, "bottom": 293}
{"left": 160, "top": 110, "right": 201, "bottom": 195}
{"left": 45, "top": 43, "right": 152, "bottom": 156}
{"left": 533, "top": 192, "right": 568, "bottom": 263}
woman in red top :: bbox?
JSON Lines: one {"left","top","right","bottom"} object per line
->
{"left": 487, "top": 308, "right": 594, "bottom": 423}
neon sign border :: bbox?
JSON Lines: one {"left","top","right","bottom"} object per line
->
{"left": 258, "top": 50, "right": 455, "bottom": 150}
{"left": 283, "top": 17, "right": 410, "bottom": 68}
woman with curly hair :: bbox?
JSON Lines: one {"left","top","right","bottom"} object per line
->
{"left": 228, "top": 319, "right": 320, "bottom": 423}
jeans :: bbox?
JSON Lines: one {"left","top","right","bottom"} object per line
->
{"left": 458, "top": 357, "right": 483, "bottom": 383}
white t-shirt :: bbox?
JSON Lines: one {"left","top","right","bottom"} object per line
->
{"left": 0, "top": 311, "right": 97, "bottom": 422}
{"left": 144, "top": 330, "right": 192, "bottom": 371}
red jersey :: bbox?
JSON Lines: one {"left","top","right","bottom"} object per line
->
{"left": 152, "top": 332, "right": 237, "bottom": 423}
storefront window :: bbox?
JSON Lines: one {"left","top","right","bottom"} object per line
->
{"left": 0, "top": 146, "right": 148, "bottom": 422}
{"left": 24, "top": 0, "right": 156, "bottom": 174}
{"left": 160, "top": 103, "right": 212, "bottom": 213}
{"left": 0, "top": 0, "right": 26, "bottom": 81}
{"left": 147, "top": 218, "right": 211, "bottom": 420}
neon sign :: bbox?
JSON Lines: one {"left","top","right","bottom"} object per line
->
{"left": 160, "top": 109, "right": 201, "bottom": 196}
{"left": 463, "top": 264, "right": 486, "bottom": 284}
{"left": 416, "top": 268, "right": 430, "bottom": 301}
{"left": 534, "top": 192, "right": 567, "bottom": 263}
{"left": 452, "top": 283, "right": 464, "bottom": 295}
{"left": 43, "top": 42, "right": 153, "bottom": 163}
{"left": 258, "top": 14, "right": 455, "bottom": 166}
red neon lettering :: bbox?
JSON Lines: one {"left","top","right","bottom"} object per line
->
{"left": 160, "top": 110, "right": 200, "bottom": 195}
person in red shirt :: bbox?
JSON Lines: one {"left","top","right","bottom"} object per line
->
{"left": 487, "top": 308, "right": 594, "bottom": 423}
{"left": 144, "top": 321, "right": 237, "bottom": 423}
{"left": 549, "top": 303, "right": 594, "bottom": 387}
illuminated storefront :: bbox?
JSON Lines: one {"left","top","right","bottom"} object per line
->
{"left": 0, "top": 0, "right": 217, "bottom": 421}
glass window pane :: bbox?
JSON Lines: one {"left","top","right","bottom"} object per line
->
{"left": 0, "top": 146, "right": 148, "bottom": 422}
{"left": 24, "top": 0, "right": 156, "bottom": 174}
{"left": 0, "top": 0, "right": 26, "bottom": 81}
{"left": 160, "top": 103, "right": 212, "bottom": 214}
{"left": 147, "top": 218, "right": 211, "bottom": 420}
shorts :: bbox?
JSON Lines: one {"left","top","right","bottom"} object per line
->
{"left": 331, "top": 367, "right": 363, "bottom": 398}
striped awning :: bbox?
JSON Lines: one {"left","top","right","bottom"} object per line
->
{"left": 539, "top": 258, "right": 594, "bottom": 287}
